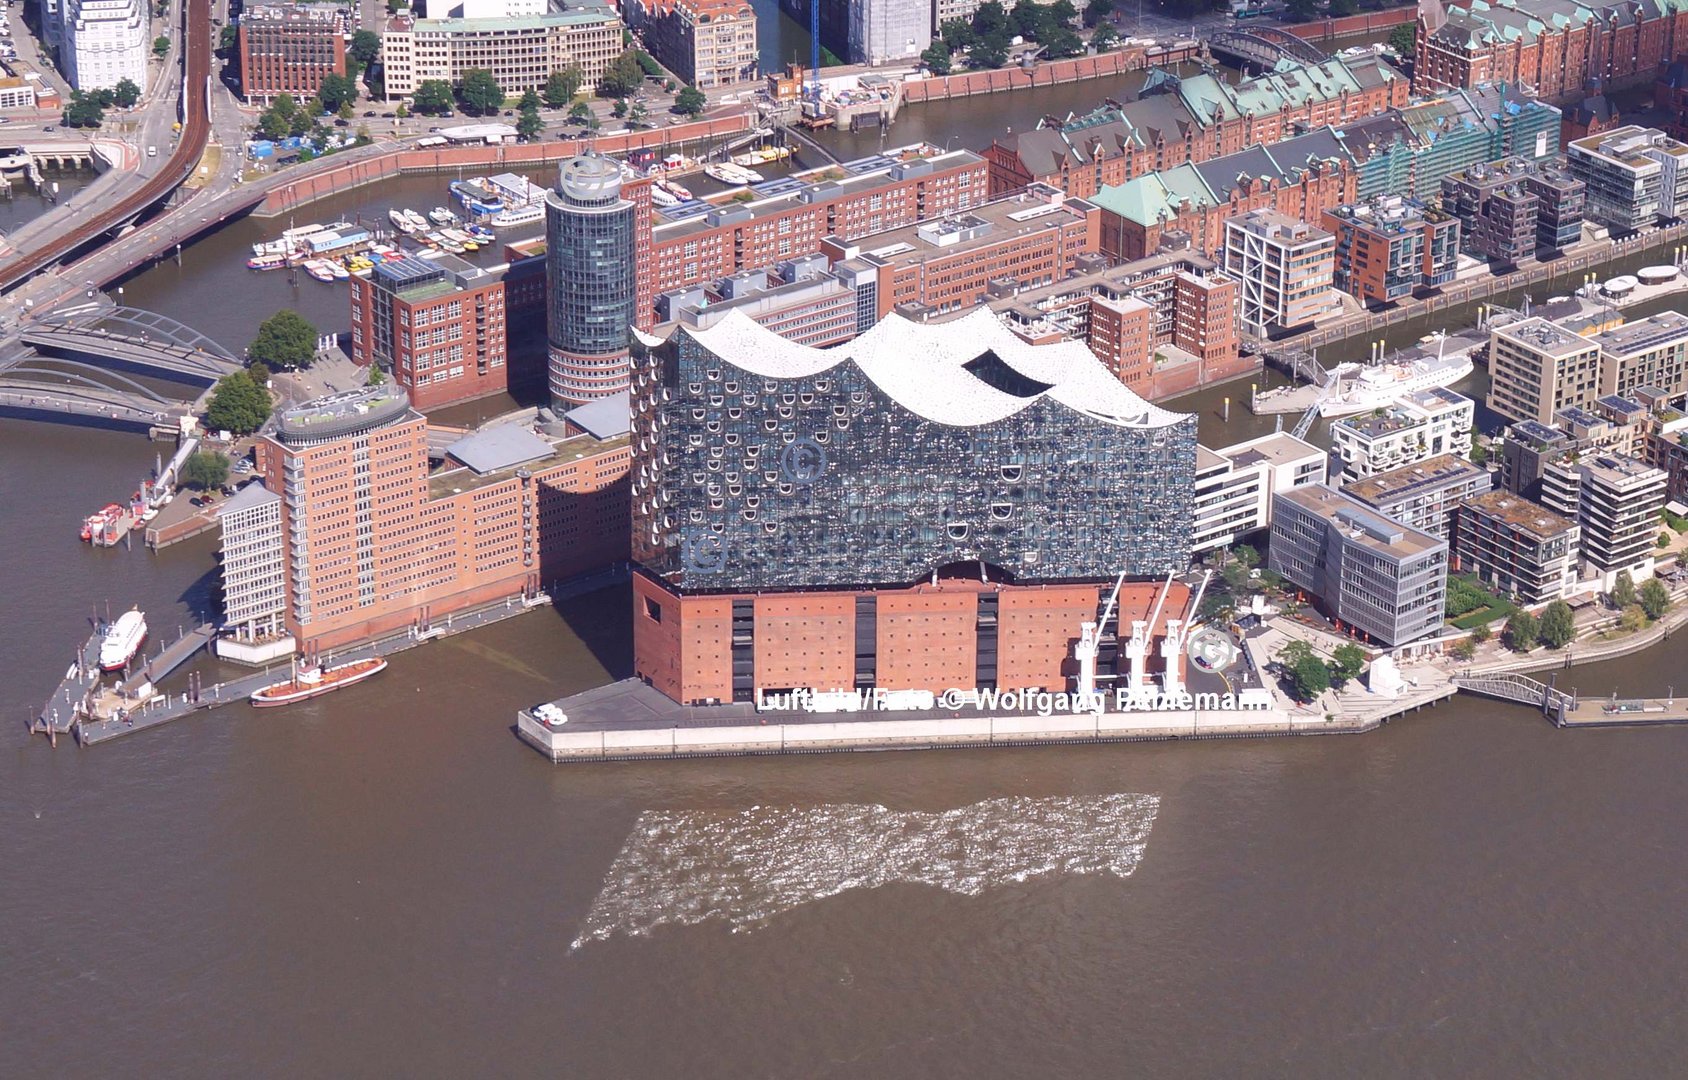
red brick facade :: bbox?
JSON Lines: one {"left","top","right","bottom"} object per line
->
{"left": 238, "top": 4, "right": 346, "bottom": 105}
{"left": 348, "top": 270, "right": 508, "bottom": 412}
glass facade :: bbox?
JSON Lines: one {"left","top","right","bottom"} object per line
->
{"left": 545, "top": 155, "right": 636, "bottom": 403}
{"left": 630, "top": 327, "right": 1198, "bottom": 592}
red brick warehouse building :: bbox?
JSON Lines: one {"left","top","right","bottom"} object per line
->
{"left": 238, "top": 3, "right": 347, "bottom": 104}
{"left": 349, "top": 254, "right": 508, "bottom": 411}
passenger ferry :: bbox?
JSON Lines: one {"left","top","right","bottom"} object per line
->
{"left": 703, "top": 161, "right": 763, "bottom": 185}
{"left": 247, "top": 252, "right": 289, "bottom": 271}
{"left": 98, "top": 608, "right": 148, "bottom": 672}
{"left": 488, "top": 204, "right": 543, "bottom": 228}
{"left": 250, "top": 656, "right": 388, "bottom": 707}
{"left": 1317, "top": 349, "right": 1475, "bottom": 418}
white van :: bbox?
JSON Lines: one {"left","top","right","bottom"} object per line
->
{"left": 147, "top": 146, "right": 157, "bottom": 157}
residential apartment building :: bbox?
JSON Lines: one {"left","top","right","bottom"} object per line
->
{"left": 238, "top": 3, "right": 346, "bottom": 104}
{"left": 1321, "top": 196, "right": 1460, "bottom": 305}
{"left": 654, "top": 254, "right": 869, "bottom": 347}
{"left": 246, "top": 386, "right": 632, "bottom": 654}
{"left": 1589, "top": 310, "right": 1688, "bottom": 399}
{"left": 1565, "top": 125, "right": 1688, "bottom": 232}
{"left": 60, "top": 0, "right": 148, "bottom": 93}
{"left": 216, "top": 483, "right": 287, "bottom": 644}
{"left": 349, "top": 255, "right": 507, "bottom": 411}
{"left": 775, "top": 0, "right": 929, "bottom": 65}
{"left": 1440, "top": 156, "right": 1587, "bottom": 263}
{"left": 1347, "top": 82, "right": 1562, "bottom": 202}
{"left": 1222, "top": 209, "right": 1339, "bottom": 339}
{"left": 1540, "top": 452, "right": 1669, "bottom": 587}
{"left": 1415, "top": 0, "right": 1688, "bottom": 102}
{"left": 381, "top": 3, "right": 623, "bottom": 99}
{"left": 626, "top": 0, "right": 758, "bottom": 89}
{"left": 1499, "top": 397, "right": 1651, "bottom": 499}
{"left": 1269, "top": 484, "right": 1450, "bottom": 646}
{"left": 1191, "top": 432, "right": 1326, "bottom": 555}
{"left": 1454, "top": 490, "right": 1582, "bottom": 604}
{"left": 1330, "top": 387, "right": 1476, "bottom": 482}
{"left": 1343, "top": 453, "right": 1494, "bottom": 540}
{"left": 1487, "top": 316, "right": 1603, "bottom": 425}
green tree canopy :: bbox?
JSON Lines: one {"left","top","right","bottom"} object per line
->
{"left": 598, "top": 50, "right": 644, "bottom": 98}
{"left": 248, "top": 310, "right": 317, "bottom": 371}
{"left": 204, "top": 372, "right": 272, "bottom": 434}
{"left": 1277, "top": 639, "right": 1314, "bottom": 668}
{"left": 349, "top": 29, "right": 382, "bottom": 66}
{"left": 153, "top": 35, "right": 171, "bottom": 58}
{"left": 545, "top": 66, "right": 584, "bottom": 107}
{"left": 1611, "top": 570, "right": 1637, "bottom": 608}
{"left": 1388, "top": 22, "right": 1417, "bottom": 56}
{"left": 316, "top": 73, "right": 359, "bottom": 113}
{"left": 179, "top": 450, "right": 231, "bottom": 491}
{"left": 1640, "top": 577, "right": 1672, "bottom": 621}
{"left": 610, "top": 97, "right": 627, "bottom": 118}
{"left": 1504, "top": 609, "right": 1539, "bottom": 651}
{"left": 940, "top": 17, "right": 977, "bottom": 50}
{"left": 568, "top": 100, "right": 592, "bottom": 120}
{"left": 62, "top": 93, "right": 105, "bottom": 128}
{"left": 1538, "top": 601, "right": 1576, "bottom": 648}
{"left": 1090, "top": 23, "right": 1120, "bottom": 51}
{"left": 412, "top": 79, "right": 455, "bottom": 115}
{"left": 1084, "top": 0, "right": 1115, "bottom": 27}
{"left": 457, "top": 68, "right": 503, "bottom": 115}
{"left": 1289, "top": 654, "right": 1331, "bottom": 702}
{"left": 971, "top": 30, "right": 1011, "bottom": 68}
{"left": 517, "top": 88, "right": 542, "bottom": 112}
{"left": 218, "top": 24, "right": 238, "bottom": 53}
{"left": 516, "top": 105, "right": 543, "bottom": 141}
{"left": 674, "top": 85, "right": 707, "bottom": 115}
{"left": 973, "top": 0, "right": 1010, "bottom": 36}
{"left": 112, "top": 78, "right": 141, "bottom": 108}
{"left": 1329, "top": 643, "right": 1366, "bottom": 686}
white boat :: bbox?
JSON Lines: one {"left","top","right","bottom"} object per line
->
{"left": 650, "top": 184, "right": 680, "bottom": 208}
{"left": 437, "top": 236, "right": 466, "bottom": 254}
{"left": 401, "top": 209, "right": 428, "bottom": 230}
{"left": 99, "top": 608, "right": 148, "bottom": 672}
{"left": 281, "top": 222, "right": 327, "bottom": 242}
{"left": 655, "top": 177, "right": 693, "bottom": 202}
{"left": 302, "top": 259, "right": 337, "bottom": 283}
{"left": 704, "top": 162, "right": 763, "bottom": 185}
{"left": 388, "top": 207, "right": 418, "bottom": 233}
{"left": 1317, "top": 350, "right": 1475, "bottom": 418}
{"left": 428, "top": 206, "right": 456, "bottom": 225}
{"left": 250, "top": 656, "right": 388, "bottom": 707}
{"left": 251, "top": 239, "right": 291, "bottom": 257}
{"left": 488, "top": 204, "right": 543, "bottom": 228}
{"left": 327, "top": 260, "right": 350, "bottom": 280}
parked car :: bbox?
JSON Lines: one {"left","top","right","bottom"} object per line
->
{"left": 381, "top": 111, "right": 396, "bottom": 118}
{"left": 363, "top": 110, "right": 376, "bottom": 117}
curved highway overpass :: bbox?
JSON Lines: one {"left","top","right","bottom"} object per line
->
{"left": 0, "top": 0, "right": 210, "bottom": 293}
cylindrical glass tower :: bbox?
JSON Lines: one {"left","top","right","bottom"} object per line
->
{"left": 545, "top": 153, "right": 637, "bottom": 405}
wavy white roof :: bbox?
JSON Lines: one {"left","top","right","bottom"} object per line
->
{"left": 663, "top": 309, "right": 1189, "bottom": 429}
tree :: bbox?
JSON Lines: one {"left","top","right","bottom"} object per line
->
{"left": 412, "top": 79, "right": 455, "bottom": 116}
{"left": 545, "top": 66, "right": 584, "bottom": 108}
{"left": 218, "top": 24, "right": 238, "bottom": 54}
{"left": 338, "top": 101, "right": 355, "bottom": 121}
{"left": 349, "top": 29, "right": 382, "bottom": 67}
{"left": 1504, "top": 609, "right": 1539, "bottom": 651}
{"left": 971, "top": 30, "right": 1010, "bottom": 68}
{"left": 569, "top": 100, "right": 592, "bottom": 121}
{"left": 1043, "top": 28, "right": 1086, "bottom": 59}
{"left": 1090, "top": 23, "right": 1120, "bottom": 52}
{"left": 674, "top": 85, "right": 707, "bottom": 115}
{"left": 1277, "top": 639, "right": 1314, "bottom": 669}
{"left": 153, "top": 35, "right": 171, "bottom": 58}
{"left": 1083, "top": 0, "right": 1115, "bottom": 27}
{"left": 1284, "top": 0, "right": 1319, "bottom": 20}
{"left": 973, "top": 0, "right": 1010, "bottom": 37}
{"left": 517, "top": 88, "right": 542, "bottom": 113}
{"left": 1620, "top": 605, "right": 1647, "bottom": 633}
{"left": 1049, "top": 0, "right": 1079, "bottom": 24}
{"left": 1610, "top": 570, "right": 1637, "bottom": 609}
{"left": 248, "top": 360, "right": 271, "bottom": 385}
{"left": 1640, "top": 578, "right": 1672, "bottom": 621}
{"left": 1329, "top": 643, "right": 1366, "bottom": 686}
{"left": 1450, "top": 640, "right": 1477, "bottom": 661}
{"left": 179, "top": 450, "right": 231, "bottom": 491}
{"left": 1539, "top": 601, "right": 1576, "bottom": 648}
{"left": 112, "top": 78, "right": 141, "bottom": 109}
{"left": 1289, "top": 655, "right": 1331, "bottom": 702}
{"left": 598, "top": 50, "right": 644, "bottom": 98}
{"left": 1013, "top": 2, "right": 1049, "bottom": 40}
{"left": 316, "top": 73, "right": 359, "bottom": 113}
{"left": 395, "top": 102, "right": 409, "bottom": 119}
{"left": 458, "top": 68, "right": 503, "bottom": 116}
{"left": 367, "top": 365, "right": 387, "bottom": 386}
{"left": 1231, "top": 544, "right": 1261, "bottom": 569}
{"left": 204, "top": 372, "right": 271, "bottom": 434}
{"left": 1470, "top": 623, "right": 1492, "bottom": 644}
{"left": 258, "top": 108, "right": 289, "bottom": 140}
{"left": 516, "top": 104, "right": 543, "bottom": 141}
{"left": 610, "top": 97, "right": 627, "bottom": 118}
{"left": 940, "top": 18, "right": 977, "bottom": 51}
{"left": 1388, "top": 22, "right": 1417, "bottom": 56}
{"left": 247, "top": 310, "right": 317, "bottom": 371}
{"left": 62, "top": 93, "right": 105, "bottom": 128}
{"left": 1327, "top": 0, "right": 1357, "bottom": 15}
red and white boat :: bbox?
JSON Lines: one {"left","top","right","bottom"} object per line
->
{"left": 250, "top": 656, "right": 388, "bottom": 707}
{"left": 99, "top": 608, "right": 148, "bottom": 672}
{"left": 80, "top": 502, "right": 124, "bottom": 542}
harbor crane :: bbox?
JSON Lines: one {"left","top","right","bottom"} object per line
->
{"left": 1159, "top": 570, "right": 1212, "bottom": 701}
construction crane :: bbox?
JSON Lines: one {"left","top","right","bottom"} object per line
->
{"left": 1121, "top": 572, "right": 1177, "bottom": 706}
{"left": 809, "top": 0, "right": 820, "bottom": 99}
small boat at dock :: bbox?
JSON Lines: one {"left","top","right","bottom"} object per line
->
{"left": 247, "top": 253, "right": 289, "bottom": 271}
{"left": 428, "top": 206, "right": 456, "bottom": 225}
{"left": 250, "top": 656, "right": 388, "bottom": 707}
{"left": 704, "top": 161, "right": 763, "bottom": 186}
{"left": 302, "top": 260, "right": 337, "bottom": 283}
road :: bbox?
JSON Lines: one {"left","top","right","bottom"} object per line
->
{"left": 0, "top": 0, "right": 210, "bottom": 294}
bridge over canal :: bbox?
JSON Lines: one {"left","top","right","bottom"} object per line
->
{"left": 1207, "top": 27, "right": 1330, "bottom": 70}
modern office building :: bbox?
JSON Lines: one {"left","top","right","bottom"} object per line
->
{"left": 779, "top": 0, "right": 928, "bottom": 65}
{"left": 1343, "top": 453, "right": 1494, "bottom": 541}
{"left": 625, "top": 308, "right": 1198, "bottom": 704}
{"left": 1487, "top": 316, "right": 1604, "bottom": 425}
{"left": 349, "top": 255, "right": 507, "bottom": 411}
{"left": 626, "top": 0, "right": 758, "bottom": 89}
{"left": 1540, "top": 452, "right": 1668, "bottom": 587}
{"left": 1269, "top": 484, "right": 1449, "bottom": 646}
{"left": 1454, "top": 490, "right": 1582, "bottom": 604}
{"left": 1222, "top": 209, "right": 1339, "bottom": 338}
{"left": 380, "top": 2, "right": 623, "bottom": 99}
{"left": 545, "top": 154, "right": 645, "bottom": 406}
{"left": 60, "top": 0, "right": 148, "bottom": 93}
{"left": 215, "top": 482, "right": 287, "bottom": 646}
{"left": 1565, "top": 126, "right": 1688, "bottom": 233}
{"left": 1322, "top": 196, "right": 1460, "bottom": 305}
{"left": 237, "top": 3, "right": 346, "bottom": 104}
{"left": 1329, "top": 387, "right": 1475, "bottom": 482}
{"left": 655, "top": 256, "right": 870, "bottom": 348}
{"left": 1191, "top": 432, "right": 1326, "bottom": 555}
{"left": 1589, "top": 311, "right": 1688, "bottom": 400}
{"left": 244, "top": 386, "right": 632, "bottom": 654}
{"left": 1438, "top": 156, "right": 1585, "bottom": 263}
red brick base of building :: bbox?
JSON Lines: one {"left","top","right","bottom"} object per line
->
{"left": 631, "top": 570, "right": 1191, "bottom": 706}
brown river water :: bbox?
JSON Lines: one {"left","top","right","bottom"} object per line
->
{"left": 8, "top": 70, "right": 1688, "bottom": 1077}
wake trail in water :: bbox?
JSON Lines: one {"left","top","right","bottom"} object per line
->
{"left": 573, "top": 792, "right": 1160, "bottom": 948}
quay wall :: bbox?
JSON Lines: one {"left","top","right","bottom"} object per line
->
{"left": 1283, "top": 9, "right": 1415, "bottom": 43}
{"left": 515, "top": 706, "right": 1389, "bottom": 762}
{"left": 902, "top": 43, "right": 1201, "bottom": 105}
{"left": 252, "top": 114, "right": 758, "bottom": 218}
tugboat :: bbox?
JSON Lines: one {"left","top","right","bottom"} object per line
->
{"left": 98, "top": 608, "right": 148, "bottom": 672}
{"left": 250, "top": 656, "right": 389, "bottom": 707}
